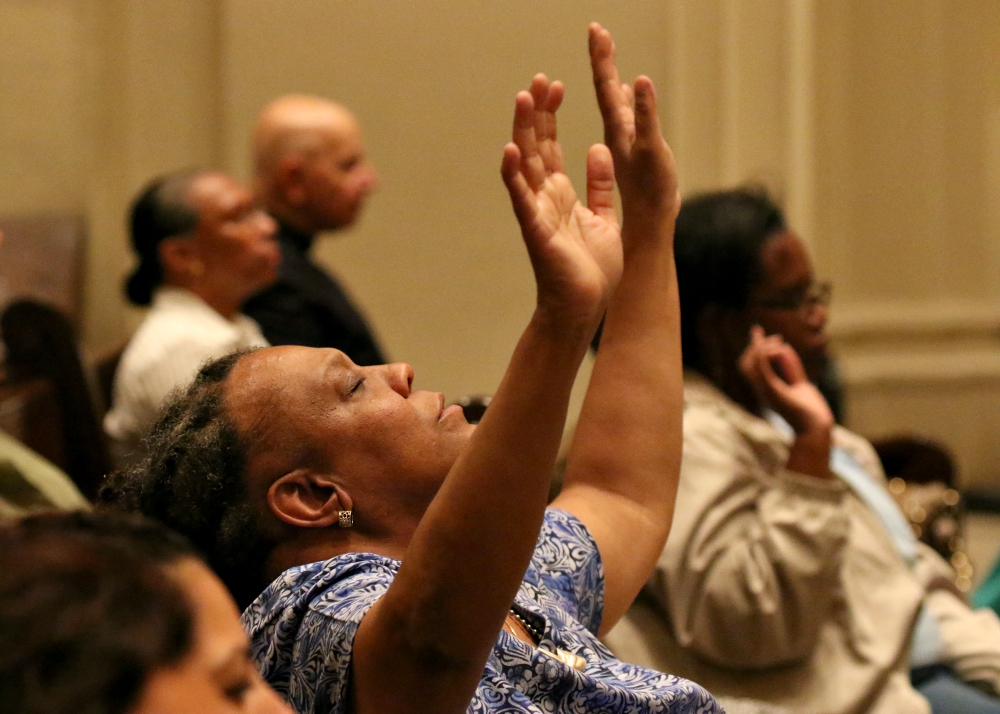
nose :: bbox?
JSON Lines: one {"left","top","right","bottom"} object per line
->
{"left": 254, "top": 209, "right": 278, "bottom": 238}
{"left": 362, "top": 164, "right": 378, "bottom": 193}
{"left": 385, "top": 362, "right": 413, "bottom": 397}
{"left": 807, "top": 302, "right": 828, "bottom": 330}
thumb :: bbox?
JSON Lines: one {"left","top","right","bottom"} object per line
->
{"left": 586, "top": 144, "right": 617, "bottom": 224}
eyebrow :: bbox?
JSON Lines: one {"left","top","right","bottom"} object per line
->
{"left": 212, "top": 643, "right": 255, "bottom": 678}
{"left": 322, "top": 350, "right": 352, "bottom": 376}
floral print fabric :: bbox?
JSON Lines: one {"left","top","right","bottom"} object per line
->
{"left": 243, "top": 508, "right": 723, "bottom": 714}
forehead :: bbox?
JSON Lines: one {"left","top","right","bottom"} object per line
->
{"left": 224, "top": 347, "right": 352, "bottom": 476}
{"left": 168, "top": 558, "right": 246, "bottom": 659}
{"left": 187, "top": 172, "right": 251, "bottom": 218}
{"left": 758, "top": 231, "right": 812, "bottom": 289}
{"left": 225, "top": 347, "right": 347, "bottom": 425}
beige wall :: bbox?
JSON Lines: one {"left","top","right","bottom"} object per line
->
{"left": 3, "top": 0, "right": 1000, "bottom": 486}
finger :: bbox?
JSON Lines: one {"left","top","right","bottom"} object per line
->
{"left": 585, "top": 144, "right": 617, "bottom": 224}
{"left": 589, "top": 22, "right": 634, "bottom": 158}
{"left": 755, "top": 344, "right": 793, "bottom": 397}
{"left": 532, "top": 76, "right": 566, "bottom": 175}
{"left": 511, "top": 90, "right": 546, "bottom": 189}
{"left": 739, "top": 326, "right": 765, "bottom": 379}
{"left": 501, "top": 142, "right": 539, "bottom": 231}
{"left": 632, "top": 76, "right": 664, "bottom": 150}
{"left": 771, "top": 343, "right": 808, "bottom": 384}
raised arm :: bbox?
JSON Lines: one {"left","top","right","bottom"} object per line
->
{"left": 552, "top": 23, "right": 683, "bottom": 634}
{"left": 352, "top": 76, "right": 622, "bottom": 714}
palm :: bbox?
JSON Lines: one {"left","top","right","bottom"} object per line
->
{"left": 528, "top": 173, "right": 621, "bottom": 322}
{"left": 502, "top": 76, "right": 622, "bottom": 328}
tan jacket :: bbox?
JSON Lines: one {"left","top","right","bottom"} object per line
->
{"left": 605, "top": 373, "right": 1000, "bottom": 714}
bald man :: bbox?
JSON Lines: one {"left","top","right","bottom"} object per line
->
{"left": 243, "top": 95, "right": 386, "bottom": 364}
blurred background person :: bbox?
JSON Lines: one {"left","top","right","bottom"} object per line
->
{"left": 0, "top": 509, "right": 291, "bottom": 714}
{"left": 104, "top": 170, "right": 279, "bottom": 466}
{"left": 604, "top": 188, "right": 1000, "bottom": 714}
{"left": 0, "top": 229, "right": 89, "bottom": 517}
{"left": 244, "top": 95, "right": 385, "bottom": 364}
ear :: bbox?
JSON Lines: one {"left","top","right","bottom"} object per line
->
{"left": 276, "top": 155, "right": 308, "bottom": 207}
{"left": 266, "top": 468, "right": 353, "bottom": 528}
{"left": 158, "top": 237, "right": 203, "bottom": 279}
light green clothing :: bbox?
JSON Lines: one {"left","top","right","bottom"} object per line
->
{"left": 0, "top": 429, "right": 89, "bottom": 520}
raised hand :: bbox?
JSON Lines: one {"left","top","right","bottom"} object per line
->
{"left": 589, "top": 23, "right": 680, "bottom": 236}
{"left": 501, "top": 74, "right": 623, "bottom": 332}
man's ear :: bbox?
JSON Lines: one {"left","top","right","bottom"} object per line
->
{"left": 158, "top": 236, "right": 203, "bottom": 279}
{"left": 267, "top": 468, "right": 353, "bottom": 528}
{"left": 277, "top": 156, "right": 308, "bottom": 207}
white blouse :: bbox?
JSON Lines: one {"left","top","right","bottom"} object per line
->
{"left": 104, "top": 286, "right": 269, "bottom": 466}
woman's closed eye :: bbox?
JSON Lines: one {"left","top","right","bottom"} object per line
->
{"left": 223, "top": 678, "right": 252, "bottom": 704}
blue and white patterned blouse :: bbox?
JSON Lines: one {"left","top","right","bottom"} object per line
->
{"left": 243, "top": 508, "right": 723, "bottom": 714}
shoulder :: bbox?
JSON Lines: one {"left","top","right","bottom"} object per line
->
{"left": 246, "top": 552, "right": 400, "bottom": 633}
{"left": 832, "top": 426, "right": 885, "bottom": 481}
{"left": 682, "top": 376, "right": 786, "bottom": 470}
{"left": 245, "top": 553, "right": 399, "bottom": 710}
{"left": 527, "top": 509, "right": 604, "bottom": 633}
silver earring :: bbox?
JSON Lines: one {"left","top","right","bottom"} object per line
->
{"left": 338, "top": 510, "right": 353, "bottom": 528}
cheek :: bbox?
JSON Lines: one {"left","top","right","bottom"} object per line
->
{"left": 133, "top": 666, "right": 222, "bottom": 714}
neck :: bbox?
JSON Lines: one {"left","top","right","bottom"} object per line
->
{"left": 264, "top": 200, "right": 319, "bottom": 238}
{"left": 165, "top": 279, "right": 244, "bottom": 320}
{"left": 262, "top": 513, "right": 423, "bottom": 583}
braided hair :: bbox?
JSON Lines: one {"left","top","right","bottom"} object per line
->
{"left": 100, "top": 350, "right": 273, "bottom": 609}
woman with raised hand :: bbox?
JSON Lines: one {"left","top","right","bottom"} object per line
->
{"left": 103, "top": 24, "right": 717, "bottom": 714}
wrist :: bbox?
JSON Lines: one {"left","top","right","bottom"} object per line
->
{"left": 787, "top": 427, "right": 833, "bottom": 479}
{"left": 528, "top": 306, "right": 601, "bottom": 351}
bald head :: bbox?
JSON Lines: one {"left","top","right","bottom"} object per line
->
{"left": 253, "top": 95, "right": 378, "bottom": 234}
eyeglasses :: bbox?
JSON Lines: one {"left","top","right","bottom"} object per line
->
{"left": 753, "top": 281, "right": 832, "bottom": 314}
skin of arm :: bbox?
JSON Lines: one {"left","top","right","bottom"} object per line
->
{"left": 551, "top": 23, "right": 684, "bottom": 636}
{"left": 351, "top": 72, "right": 624, "bottom": 714}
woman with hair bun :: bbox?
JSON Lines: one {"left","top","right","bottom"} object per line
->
{"left": 105, "top": 170, "right": 280, "bottom": 466}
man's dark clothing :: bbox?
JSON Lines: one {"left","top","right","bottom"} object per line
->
{"left": 243, "top": 222, "right": 386, "bottom": 365}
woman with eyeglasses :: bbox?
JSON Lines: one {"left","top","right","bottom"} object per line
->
{"left": 602, "top": 188, "right": 1000, "bottom": 714}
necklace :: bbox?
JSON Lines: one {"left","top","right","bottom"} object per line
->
{"left": 508, "top": 609, "right": 543, "bottom": 641}
{"left": 505, "top": 608, "right": 586, "bottom": 671}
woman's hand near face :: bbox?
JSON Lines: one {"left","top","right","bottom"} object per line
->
{"left": 740, "top": 326, "right": 835, "bottom": 479}
{"left": 501, "top": 75, "right": 623, "bottom": 335}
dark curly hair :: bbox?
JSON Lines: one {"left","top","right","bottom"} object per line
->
{"left": 0, "top": 510, "right": 196, "bottom": 714}
{"left": 99, "top": 349, "right": 274, "bottom": 610}
{"left": 674, "top": 187, "right": 787, "bottom": 372}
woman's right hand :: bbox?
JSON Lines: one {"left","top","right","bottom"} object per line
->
{"left": 500, "top": 74, "right": 623, "bottom": 337}
{"left": 739, "top": 326, "right": 835, "bottom": 478}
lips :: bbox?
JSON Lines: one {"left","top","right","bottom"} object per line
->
{"left": 439, "top": 404, "right": 465, "bottom": 422}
